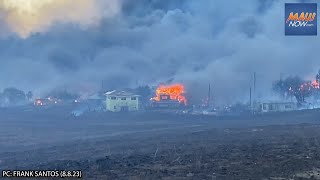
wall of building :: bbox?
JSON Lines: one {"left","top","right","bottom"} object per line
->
{"left": 106, "top": 95, "right": 139, "bottom": 112}
{"left": 259, "top": 102, "right": 297, "bottom": 113}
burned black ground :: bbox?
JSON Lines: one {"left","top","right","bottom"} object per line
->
{"left": 1, "top": 107, "right": 320, "bottom": 179}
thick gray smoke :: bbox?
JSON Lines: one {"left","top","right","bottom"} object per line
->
{"left": 0, "top": 0, "right": 319, "bottom": 104}
{"left": 0, "top": 0, "right": 121, "bottom": 38}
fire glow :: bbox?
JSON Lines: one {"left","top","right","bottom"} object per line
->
{"left": 312, "top": 80, "right": 320, "bottom": 89}
{"left": 152, "top": 84, "right": 187, "bottom": 105}
{"left": 297, "top": 80, "right": 319, "bottom": 92}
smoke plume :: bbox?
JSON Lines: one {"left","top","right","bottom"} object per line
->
{"left": 0, "top": 0, "right": 319, "bottom": 105}
{"left": 0, "top": 0, "right": 121, "bottom": 38}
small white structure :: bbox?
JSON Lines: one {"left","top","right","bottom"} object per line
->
{"left": 256, "top": 102, "right": 297, "bottom": 113}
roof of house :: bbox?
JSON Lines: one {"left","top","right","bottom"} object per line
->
{"left": 88, "top": 93, "right": 103, "bottom": 100}
{"left": 105, "top": 90, "right": 140, "bottom": 97}
{"left": 260, "top": 101, "right": 296, "bottom": 104}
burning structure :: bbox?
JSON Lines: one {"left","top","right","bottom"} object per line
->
{"left": 33, "top": 90, "right": 80, "bottom": 107}
{"left": 34, "top": 97, "right": 61, "bottom": 106}
{"left": 151, "top": 84, "right": 187, "bottom": 108}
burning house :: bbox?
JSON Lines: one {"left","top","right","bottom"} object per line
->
{"left": 34, "top": 97, "right": 61, "bottom": 106}
{"left": 34, "top": 90, "right": 80, "bottom": 107}
{"left": 151, "top": 84, "right": 187, "bottom": 109}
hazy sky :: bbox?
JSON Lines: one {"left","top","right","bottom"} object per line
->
{"left": 0, "top": 0, "right": 319, "bottom": 104}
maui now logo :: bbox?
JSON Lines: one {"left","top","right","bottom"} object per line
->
{"left": 286, "top": 12, "right": 316, "bottom": 27}
{"left": 285, "top": 3, "right": 317, "bottom": 36}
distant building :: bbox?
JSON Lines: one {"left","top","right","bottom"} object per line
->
{"left": 256, "top": 102, "right": 297, "bottom": 113}
{"left": 73, "top": 93, "right": 104, "bottom": 112}
{"left": 105, "top": 90, "right": 140, "bottom": 112}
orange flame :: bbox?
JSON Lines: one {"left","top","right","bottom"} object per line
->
{"left": 152, "top": 84, "right": 187, "bottom": 105}
{"left": 312, "top": 80, "right": 320, "bottom": 89}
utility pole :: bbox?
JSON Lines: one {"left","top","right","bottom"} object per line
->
{"left": 253, "top": 72, "right": 256, "bottom": 92}
{"left": 208, "top": 83, "right": 211, "bottom": 107}
{"left": 253, "top": 72, "right": 256, "bottom": 102}
{"left": 250, "top": 87, "right": 252, "bottom": 113}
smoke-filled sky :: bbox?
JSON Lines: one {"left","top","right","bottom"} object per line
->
{"left": 0, "top": 0, "right": 319, "bottom": 104}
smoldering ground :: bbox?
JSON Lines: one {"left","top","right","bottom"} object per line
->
{"left": 0, "top": 0, "right": 319, "bottom": 105}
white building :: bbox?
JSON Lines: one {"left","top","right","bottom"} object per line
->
{"left": 256, "top": 102, "right": 297, "bottom": 113}
{"left": 105, "top": 90, "right": 140, "bottom": 112}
